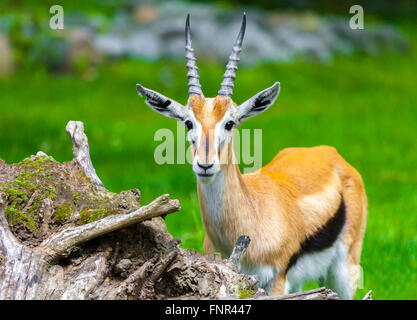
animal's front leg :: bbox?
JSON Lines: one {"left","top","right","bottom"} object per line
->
{"left": 271, "top": 273, "right": 286, "bottom": 296}
{"left": 203, "top": 235, "right": 215, "bottom": 254}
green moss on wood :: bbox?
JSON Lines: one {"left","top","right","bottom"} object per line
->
{"left": 5, "top": 188, "right": 28, "bottom": 203}
{"left": 0, "top": 154, "right": 140, "bottom": 243}
{"left": 78, "top": 208, "right": 119, "bottom": 225}
{"left": 238, "top": 289, "right": 256, "bottom": 299}
{"left": 54, "top": 203, "right": 74, "bottom": 222}
{"left": 0, "top": 155, "right": 59, "bottom": 232}
{"left": 5, "top": 205, "right": 38, "bottom": 232}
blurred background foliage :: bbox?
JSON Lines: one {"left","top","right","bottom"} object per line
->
{"left": 0, "top": 0, "right": 416, "bottom": 299}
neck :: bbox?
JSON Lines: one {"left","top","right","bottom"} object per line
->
{"left": 197, "top": 140, "right": 254, "bottom": 256}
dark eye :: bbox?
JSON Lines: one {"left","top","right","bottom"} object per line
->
{"left": 185, "top": 120, "right": 193, "bottom": 131}
{"left": 225, "top": 121, "right": 234, "bottom": 131}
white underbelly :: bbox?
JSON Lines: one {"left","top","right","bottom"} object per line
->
{"left": 236, "top": 239, "right": 347, "bottom": 295}
{"left": 285, "top": 238, "right": 344, "bottom": 287}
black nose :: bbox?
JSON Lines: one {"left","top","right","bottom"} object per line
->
{"left": 197, "top": 162, "right": 214, "bottom": 171}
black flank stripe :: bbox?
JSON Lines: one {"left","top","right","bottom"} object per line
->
{"left": 286, "top": 195, "right": 346, "bottom": 273}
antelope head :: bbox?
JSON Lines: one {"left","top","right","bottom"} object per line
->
{"left": 136, "top": 14, "right": 280, "bottom": 184}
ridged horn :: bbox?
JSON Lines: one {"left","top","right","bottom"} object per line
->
{"left": 218, "top": 13, "right": 246, "bottom": 98}
{"left": 185, "top": 13, "right": 203, "bottom": 96}
{"left": 219, "top": 13, "right": 246, "bottom": 98}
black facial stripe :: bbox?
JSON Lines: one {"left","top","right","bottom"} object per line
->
{"left": 286, "top": 195, "right": 346, "bottom": 273}
{"left": 205, "top": 136, "right": 209, "bottom": 162}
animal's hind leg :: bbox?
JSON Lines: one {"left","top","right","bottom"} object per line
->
{"left": 326, "top": 242, "right": 353, "bottom": 300}
{"left": 318, "top": 276, "right": 326, "bottom": 287}
{"left": 347, "top": 263, "right": 361, "bottom": 295}
{"left": 284, "top": 279, "right": 302, "bottom": 294}
{"left": 340, "top": 170, "right": 367, "bottom": 296}
{"left": 347, "top": 235, "right": 365, "bottom": 294}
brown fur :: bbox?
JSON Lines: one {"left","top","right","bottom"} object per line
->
{"left": 191, "top": 95, "right": 231, "bottom": 128}
{"left": 198, "top": 142, "right": 367, "bottom": 296}
{"left": 191, "top": 95, "right": 232, "bottom": 165}
{"left": 190, "top": 96, "right": 367, "bottom": 296}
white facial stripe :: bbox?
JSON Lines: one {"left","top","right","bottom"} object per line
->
{"left": 187, "top": 101, "right": 236, "bottom": 166}
{"left": 187, "top": 107, "right": 202, "bottom": 154}
{"left": 214, "top": 107, "right": 235, "bottom": 154}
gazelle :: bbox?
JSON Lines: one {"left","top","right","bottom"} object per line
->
{"left": 136, "top": 14, "right": 367, "bottom": 299}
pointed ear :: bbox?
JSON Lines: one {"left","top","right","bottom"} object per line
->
{"left": 236, "top": 82, "right": 280, "bottom": 125}
{"left": 136, "top": 84, "right": 188, "bottom": 121}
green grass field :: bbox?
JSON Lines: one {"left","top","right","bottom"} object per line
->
{"left": 1, "top": 24, "right": 416, "bottom": 299}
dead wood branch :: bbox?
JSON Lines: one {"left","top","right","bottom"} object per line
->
{"left": 66, "top": 120, "right": 104, "bottom": 188}
{"left": 249, "top": 287, "right": 339, "bottom": 300}
{"left": 40, "top": 194, "right": 181, "bottom": 259}
{"left": 362, "top": 290, "right": 372, "bottom": 300}
{"left": 229, "top": 235, "right": 250, "bottom": 266}
{"left": 140, "top": 246, "right": 179, "bottom": 299}
{"left": 0, "top": 193, "right": 21, "bottom": 258}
